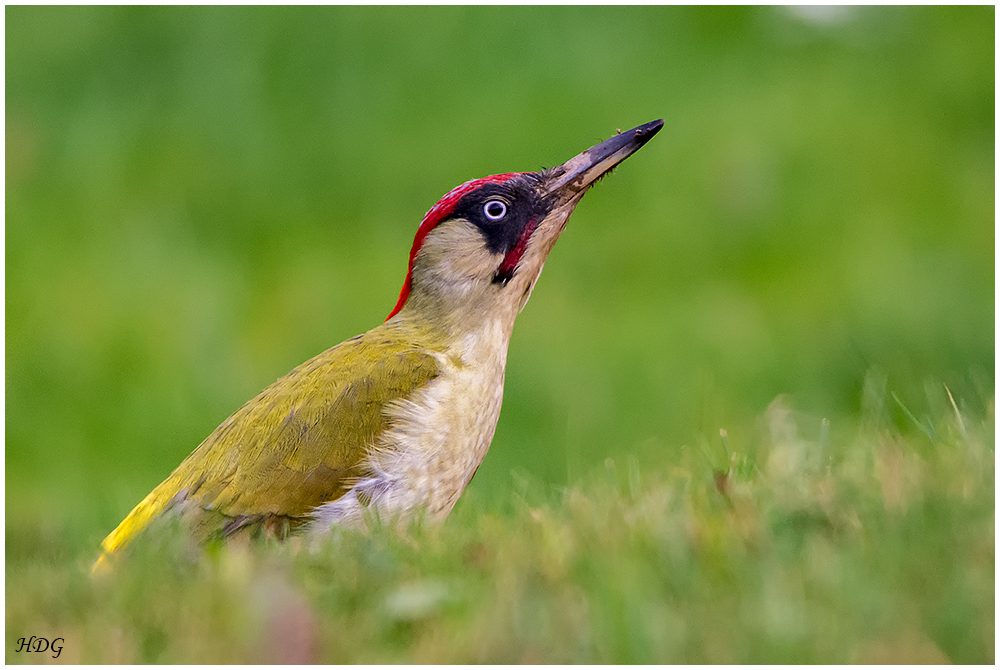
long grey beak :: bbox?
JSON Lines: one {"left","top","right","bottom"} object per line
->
{"left": 543, "top": 119, "right": 663, "bottom": 198}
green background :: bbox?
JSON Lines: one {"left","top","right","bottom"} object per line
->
{"left": 6, "top": 6, "right": 993, "bottom": 540}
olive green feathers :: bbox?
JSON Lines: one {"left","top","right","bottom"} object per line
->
{"left": 97, "top": 320, "right": 441, "bottom": 564}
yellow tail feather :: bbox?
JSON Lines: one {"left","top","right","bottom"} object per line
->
{"left": 92, "top": 481, "right": 178, "bottom": 573}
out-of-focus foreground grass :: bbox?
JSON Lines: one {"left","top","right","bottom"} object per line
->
{"left": 6, "top": 393, "right": 994, "bottom": 662}
{"left": 6, "top": 6, "right": 994, "bottom": 663}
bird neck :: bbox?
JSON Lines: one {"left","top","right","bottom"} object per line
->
{"left": 390, "top": 282, "right": 522, "bottom": 366}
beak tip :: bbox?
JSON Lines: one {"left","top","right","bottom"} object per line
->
{"left": 633, "top": 119, "right": 665, "bottom": 141}
{"left": 544, "top": 119, "right": 664, "bottom": 197}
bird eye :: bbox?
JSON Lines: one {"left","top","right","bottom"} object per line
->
{"left": 483, "top": 200, "right": 507, "bottom": 221}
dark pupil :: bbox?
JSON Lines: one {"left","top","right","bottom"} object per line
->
{"left": 486, "top": 202, "right": 505, "bottom": 218}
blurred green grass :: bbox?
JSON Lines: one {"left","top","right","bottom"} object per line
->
{"left": 6, "top": 395, "right": 994, "bottom": 662}
{"left": 5, "top": 6, "right": 994, "bottom": 662}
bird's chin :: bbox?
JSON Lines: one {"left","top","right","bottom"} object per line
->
{"left": 499, "top": 196, "right": 580, "bottom": 301}
{"left": 533, "top": 190, "right": 586, "bottom": 249}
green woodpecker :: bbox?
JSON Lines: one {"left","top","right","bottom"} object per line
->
{"left": 95, "top": 120, "right": 662, "bottom": 569}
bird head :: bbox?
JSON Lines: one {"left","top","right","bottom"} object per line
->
{"left": 388, "top": 120, "right": 663, "bottom": 338}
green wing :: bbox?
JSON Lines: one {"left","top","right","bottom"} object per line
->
{"left": 98, "top": 324, "right": 440, "bottom": 559}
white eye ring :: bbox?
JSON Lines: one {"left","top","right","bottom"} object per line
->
{"left": 483, "top": 199, "right": 508, "bottom": 221}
